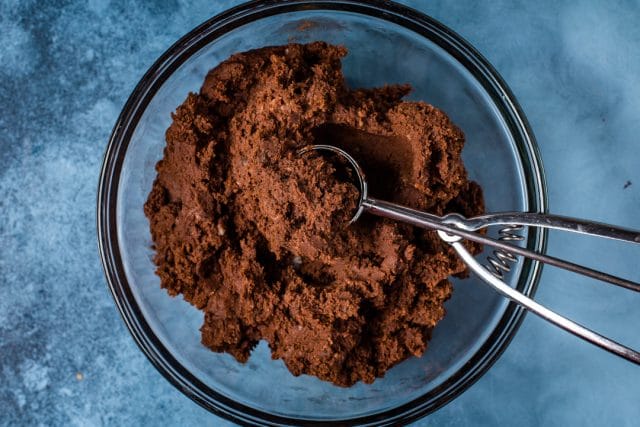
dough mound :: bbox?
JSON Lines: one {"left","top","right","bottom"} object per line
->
{"left": 144, "top": 42, "right": 484, "bottom": 386}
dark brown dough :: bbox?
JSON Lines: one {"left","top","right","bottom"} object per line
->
{"left": 144, "top": 42, "right": 484, "bottom": 387}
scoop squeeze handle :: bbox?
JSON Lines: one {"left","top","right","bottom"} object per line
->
{"left": 364, "top": 197, "right": 640, "bottom": 366}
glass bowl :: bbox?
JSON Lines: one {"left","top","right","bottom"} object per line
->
{"left": 97, "top": 0, "right": 547, "bottom": 425}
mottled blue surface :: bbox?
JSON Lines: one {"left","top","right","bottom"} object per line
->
{"left": 1, "top": 1, "right": 639, "bottom": 425}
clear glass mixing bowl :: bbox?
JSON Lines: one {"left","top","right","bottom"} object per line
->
{"left": 97, "top": 1, "right": 547, "bottom": 425}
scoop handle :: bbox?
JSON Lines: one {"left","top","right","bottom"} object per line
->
{"left": 454, "top": 212, "right": 640, "bottom": 244}
{"left": 362, "top": 198, "right": 640, "bottom": 292}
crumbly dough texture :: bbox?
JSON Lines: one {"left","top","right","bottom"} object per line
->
{"left": 144, "top": 42, "right": 484, "bottom": 387}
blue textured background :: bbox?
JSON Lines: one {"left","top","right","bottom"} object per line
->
{"left": 1, "top": 1, "right": 639, "bottom": 425}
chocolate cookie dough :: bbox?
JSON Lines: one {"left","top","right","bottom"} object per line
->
{"left": 144, "top": 42, "right": 484, "bottom": 387}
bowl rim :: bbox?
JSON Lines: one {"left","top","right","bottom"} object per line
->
{"left": 97, "top": 0, "right": 548, "bottom": 425}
